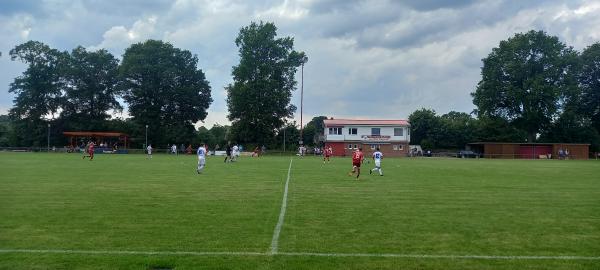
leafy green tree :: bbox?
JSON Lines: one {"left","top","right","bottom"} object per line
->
{"left": 540, "top": 111, "right": 600, "bottom": 152}
{"left": 275, "top": 122, "right": 300, "bottom": 151}
{"left": 196, "top": 126, "right": 216, "bottom": 148}
{"left": 474, "top": 116, "right": 527, "bottom": 142}
{"left": 226, "top": 21, "right": 306, "bottom": 144}
{"left": 408, "top": 108, "right": 442, "bottom": 147}
{"left": 301, "top": 124, "right": 316, "bottom": 146}
{"left": 472, "top": 30, "right": 578, "bottom": 142}
{"left": 119, "top": 40, "right": 212, "bottom": 146}
{"left": 9, "top": 41, "right": 65, "bottom": 146}
{"left": 578, "top": 43, "right": 600, "bottom": 133}
{"left": 208, "top": 124, "right": 230, "bottom": 149}
{"left": 303, "top": 116, "right": 327, "bottom": 146}
{"left": 0, "top": 115, "right": 12, "bottom": 146}
{"left": 439, "top": 111, "right": 476, "bottom": 149}
{"left": 61, "top": 46, "right": 121, "bottom": 131}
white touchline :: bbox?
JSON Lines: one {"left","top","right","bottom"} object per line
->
{"left": 0, "top": 249, "right": 599, "bottom": 260}
{"left": 269, "top": 158, "right": 293, "bottom": 255}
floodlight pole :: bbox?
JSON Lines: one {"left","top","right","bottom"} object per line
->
{"left": 145, "top": 125, "right": 148, "bottom": 149}
{"left": 47, "top": 123, "right": 50, "bottom": 152}
{"left": 300, "top": 61, "right": 304, "bottom": 142}
{"left": 300, "top": 57, "right": 308, "bottom": 143}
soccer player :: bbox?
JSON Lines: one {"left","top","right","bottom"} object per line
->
{"left": 232, "top": 144, "right": 239, "bottom": 162}
{"left": 146, "top": 144, "right": 153, "bottom": 159}
{"left": 370, "top": 147, "right": 383, "bottom": 176}
{"left": 348, "top": 147, "right": 364, "bottom": 179}
{"left": 197, "top": 143, "right": 207, "bottom": 174}
{"left": 323, "top": 146, "right": 332, "bottom": 163}
{"left": 224, "top": 144, "right": 232, "bottom": 163}
{"left": 82, "top": 141, "right": 95, "bottom": 160}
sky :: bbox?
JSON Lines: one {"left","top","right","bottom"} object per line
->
{"left": 1, "top": 0, "right": 600, "bottom": 128}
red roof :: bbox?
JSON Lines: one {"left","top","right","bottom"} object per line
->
{"left": 324, "top": 119, "right": 409, "bottom": 126}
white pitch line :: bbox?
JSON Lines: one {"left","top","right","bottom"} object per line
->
{"left": 278, "top": 252, "right": 600, "bottom": 260}
{"left": 269, "top": 158, "right": 293, "bottom": 255}
{"left": 0, "top": 249, "right": 265, "bottom": 256}
{"left": 1, "top": 249, "right": 599, "bottom": 261}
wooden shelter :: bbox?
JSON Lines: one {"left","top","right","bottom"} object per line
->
{"left": 63, "top": 131, "right": 129, "bottom": 150}
{"left": 467, "top": 142, "right": 590, "bottom": 160}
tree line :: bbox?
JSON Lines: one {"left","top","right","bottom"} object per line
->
{"left": 0, "top": 21, "right": 307, "bottom": 150}
{"left": 1, "top": 28, "right": 598, "bottom": 152}
{"left": 410, "top": 30, "right": 600, "bottom": 152}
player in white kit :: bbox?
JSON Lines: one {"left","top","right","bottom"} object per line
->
{"left": 232, "top": 144, "right": 239, "bottom": 162}
{"left": 146, "top": 144, "right": 153, "bottom": 159}
{"left": 197, "top": 144, "right": 207, "bottom": 174}
{"left": 370, "top": 147, "right": 383, "bottom": 176}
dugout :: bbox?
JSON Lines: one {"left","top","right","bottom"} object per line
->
{"left": 63, "top": 131, "right": 129, "bottom": 153}
{"left": 467, "top": 142, "right": 589, "bottom": 160}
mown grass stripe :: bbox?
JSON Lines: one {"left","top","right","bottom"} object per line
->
{"left": 1, "top": 249, "right": 599, "bottom": 260}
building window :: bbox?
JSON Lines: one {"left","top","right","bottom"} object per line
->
{"left": 394, "top": 128, "right": 403, "bottom": 136}
{"left": 393, "top": 145, "right": 404, "bottom": 151}
{"left": 371, "top": 128, "right": 380, "bottom": 135}
{"left": 348, "top": 128, "right": 357, "bottom": 135}
{"left": 370, "top": 144, "right": 376, "bottom": 150}
{"left": 347, "top": 144, "right": 352, "bottom": 149}
{"left": 407, "top": 128, "right": 410, "bottom": 136}
{"left": 328, "top": 127, "right": 342, "bottom": 135}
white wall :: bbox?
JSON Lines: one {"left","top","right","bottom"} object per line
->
{"left": 325, "top": 126, "right": 410, "bottom": 142}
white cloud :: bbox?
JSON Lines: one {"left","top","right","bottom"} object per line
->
{"left": 88, "top": 16, "right": 159, "bottom": 54}
{"left": 255, "top": 0, "right": 310, "bottom": 20}
{"left": 1, "top": 0, "right": 600, "bottom": 129}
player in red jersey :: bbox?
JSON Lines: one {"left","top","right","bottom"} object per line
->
{"left": 323, "top": 146, "right": 332, "bottom": 163}
{"left": 348, "top": 147, "right": 364, "bottom": 179}
{"left": 83, "top": 141, "right": 95, "bottom": 160}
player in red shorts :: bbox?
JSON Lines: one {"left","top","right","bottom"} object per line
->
{"left": 348, "top": 147, "right": 364, "bottom": 179}
{"left": 83, "top": 141, "right": 95, "bottom": 160}
{"left": 323, "top": 146, "right": 332, "bottom": 164}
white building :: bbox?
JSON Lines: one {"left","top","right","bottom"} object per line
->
{"left": 323, "top": 119, "right": 410, "bottom": 157}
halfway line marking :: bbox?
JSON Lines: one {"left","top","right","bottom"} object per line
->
{"left": 269, "top": 158, "right": 293, "bottom": 255}
{"left": 1, "top": 249, "right": 599, "bottom": 260}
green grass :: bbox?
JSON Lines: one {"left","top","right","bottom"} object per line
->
{"left": 0, "top": 152, "right": 599, "bottom": 269}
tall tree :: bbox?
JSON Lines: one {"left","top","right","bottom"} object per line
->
{"left": 275, "top": 122, "right": 300, "bottom": 151}
{"left": 539, "top": 111, "right": 600, "bottom": 151}
{"left": 208, "top": 124, "right": 230, "bottom": 148}
{"left": 9, "top": 41, "right": 65, "bottom": 146}
{"left": 408, "top": 108, "right": 441, "bottom": 147}
{"left": 196, "top": 126, "right": 216, "bottom": 148}
{"left": 119, "top": 40, "right": 212, "bottom": 146}
{"left": 226, "top": 21, "right": 306, "bottom": 144}
{"left": 472, "top": 30, "right": 578, "bottom": 142}
{"left": 578, "top": 43, "right": 600, "bottom": 133}
{"left": 0, "top": 115, "right": 12, "bottom": 147}
{"left": 474, "top": 116, "right": 527, "bottom": 142}
{"left": 61, "top": 46, "right": 121, "bottom": 131}
{"left": 439, "top": 111, "right": 476, "bottom": 149}
{"left": 303, "top": 116, "right": 328, "bottom": 146}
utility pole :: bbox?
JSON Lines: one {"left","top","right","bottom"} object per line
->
{"left": 47, "top": 123, "right": 50, "bottom": 152}
{"left": 299, "top": 56, "right": 307, "bottom": 145}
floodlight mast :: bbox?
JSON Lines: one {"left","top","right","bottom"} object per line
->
{"left": 145, "top": 125, "right": 148, "bottom": 149}
{"left": 299, "top": 56, "right": 308, "bottom": 144}
{"left": 47, "top": 123, "right": 50, "bottom": 152}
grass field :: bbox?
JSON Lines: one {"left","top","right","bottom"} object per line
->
{"left": 1, "top": 152, "right": 599, "bottom": 269}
